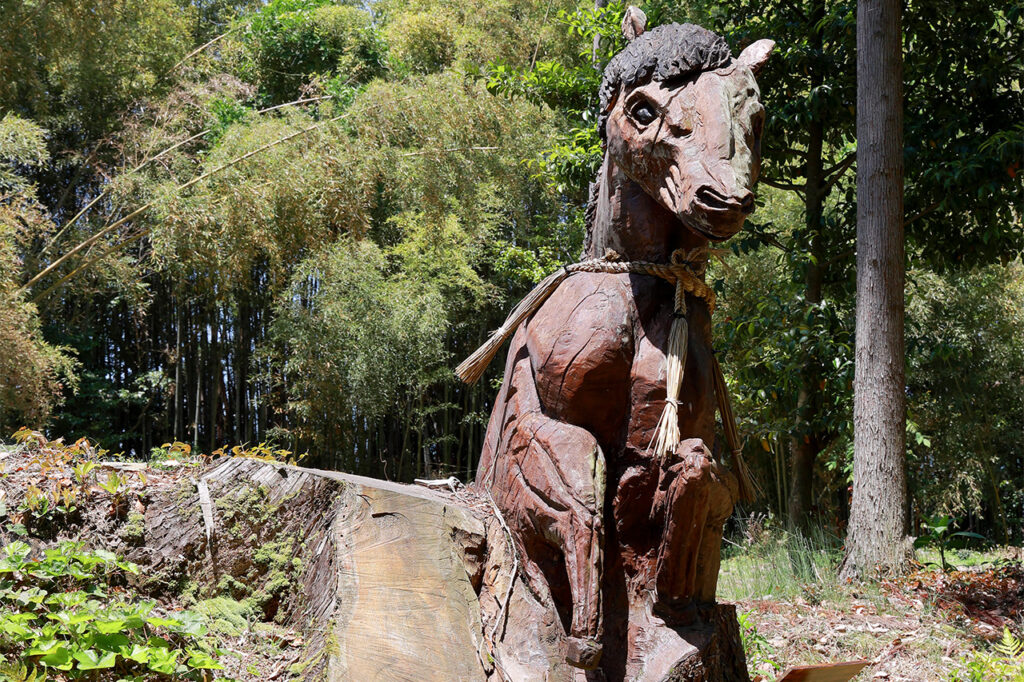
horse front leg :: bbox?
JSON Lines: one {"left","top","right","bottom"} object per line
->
{"left": 651, "top": 438, "right": 733, "bottom": 623}
{"left": 488, "top": 355, "right": 607, "bottom": 669}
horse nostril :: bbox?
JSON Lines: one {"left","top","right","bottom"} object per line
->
{"left": 697, "top": 186, "right": 753, "bottom": 214}
{"left": 739, "top": 193, "right": 755, "bottom": 214}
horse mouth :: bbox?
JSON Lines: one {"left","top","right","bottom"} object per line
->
{"left": 694, "top": 187, "right": 755, "bottom": 215}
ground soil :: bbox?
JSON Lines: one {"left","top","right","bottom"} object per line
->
{"left": 735, "top": 557, "right": 1024, "bottom": 681}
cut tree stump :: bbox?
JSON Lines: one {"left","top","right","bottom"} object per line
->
{"left": 118, "top": 457, "right": 751, "bottom": 681}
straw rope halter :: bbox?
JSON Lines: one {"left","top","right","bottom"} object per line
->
{"left": 456, "top": 248, "right": 756, "bottom": 502}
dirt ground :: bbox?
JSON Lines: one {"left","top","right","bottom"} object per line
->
{"left": 734, "top": 559, "right": 1024, "bottom": 681}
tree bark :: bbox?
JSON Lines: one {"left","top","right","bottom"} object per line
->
{"left": 841, "top": 0, "right": 910, "bottom": 579}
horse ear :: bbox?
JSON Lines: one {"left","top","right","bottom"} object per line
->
{"left": 621, "top": 6, "right": 647, "bottom": 42}
{"left": 737, "top": 39, "right": 775, "bottom": 74}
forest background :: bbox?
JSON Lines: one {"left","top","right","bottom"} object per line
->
{"left": 1, "top": 0, "right": 1021, "bottom": 543}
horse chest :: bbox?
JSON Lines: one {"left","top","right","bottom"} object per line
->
{"left": 525, "top": 273, "right": 717, "bottom": 456}
{"left": 625, "top": 281, "right": 718, "bottom": 454}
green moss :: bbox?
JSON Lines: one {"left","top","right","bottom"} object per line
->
{"left": 216, "top": 484, "right": 276, "bottom": 539}
{"left": 217, "top": 574, "right": 252, "bottom": 599}
{"left": 193, "top": 596, "right": 256, "bottom": 637}
{"left": 120, "top": 511, "right": 146, "bottom": 545}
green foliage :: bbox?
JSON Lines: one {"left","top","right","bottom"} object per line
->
{"left": 719, "top": 516, "right": 846, "bottom": 604}
{"left": 483, "top": 1, "right": 630, "bottom": 199}
{"left": 234, "top": 0, "right": 387, "bottom": 104}
{"left": 905, "top": 264, "right": 1024, "bottom": 541}
{"left": 0, "top": 0, "right": 192, "bottom": 140}
{"left": 0, "top": 541, "right": 225, "bottom": 679}
{"left": 272, "top": 239, "right": 449, "bottom": 447}
{"left": 384, "top": 11, "right": 457, "bottom": 74}
{"left": 737, "top": 611, "right": 781, "bottom": 675}
{"left": 951, "top": 628, "right": 1024, "bottom": 682}
{"left": 914, "top": 515, "right": 987, "bottom": 572}
{"left": 0, "top": 116, "right": 78, "bottom": 433}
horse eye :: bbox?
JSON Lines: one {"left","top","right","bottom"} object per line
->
{"left": 629, "top": 100, "right": 658, "bottom": 126}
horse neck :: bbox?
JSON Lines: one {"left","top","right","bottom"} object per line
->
{"left": 585, "top": 159, "right": 708, "bottom": 263}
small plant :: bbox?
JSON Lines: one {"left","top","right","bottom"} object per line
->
{"left": 0, "top": 540, "right": 226, "bottom": 679}
{"left": 212, "top": 442, "right": 305, "bottom": 465}
{"left": 737, "top": 611, "right": 781, "bottom": 676}
{"left": 148, "top": 442, "right": 197, "bottom": 468}
{"left": 950, "top": 627, "right": 1024, "bottom": 681}
{"left": 915, "top": 515, "right": 986, "bottom": 572}
{"left": 71, "top": 461, "right": 98, "bottom": 487}
{"left": 95, "top": 471, "right": 138, "bottom": 519}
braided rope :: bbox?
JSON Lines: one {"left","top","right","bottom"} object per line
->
{"left": 455, "top": 247, "right": 756, "bottom": 501}
{"left": 564, "top": 248, "right": 716, "bottom": 313}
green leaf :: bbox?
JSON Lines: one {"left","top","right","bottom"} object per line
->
{"left": 123, "top": 643, "right": 153, "bottom": 663}
{"left": 93, "top": 618, "right": 127, "bottom": 634}
{"left": 186, "top": 649, "right": 225, "bottom": 670}
{"left": 26, "top": 639, "right": 61, "bottom": 656}
{"left": 90, "top": 632, "right": 131, "bottom": 652}
{"left": 146, "top": 647, "right": 179, "bottom": 674}
{"left": 73, "top": 648, "right": 118, "bottom": 670}
{"left": 47, "top": 610, "right": 94, "bottom": 626}
{"left": 950, "top": 531, "right": 986, "bottom": 541}
{"left": 40, "top": 644, "right": 72, "bottom": 668}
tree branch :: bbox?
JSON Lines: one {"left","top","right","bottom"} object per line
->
{"left": 760, "top": 177, "right": 806, "bottom": 194}
{"left": 903, "top": 200, "right": 942, "bottom": 228}
{"left": 823, "top": 151, "right": 856, "bottom": 182}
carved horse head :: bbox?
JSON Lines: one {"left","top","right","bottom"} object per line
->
{"left": 586, "top": 17, "right": 773, "bottom": 260}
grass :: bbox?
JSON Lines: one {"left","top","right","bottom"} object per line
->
{"left": 720, "top": 516, "right": 1024, "bottom": 681}
{"left": 718, "top": 516, "right": 851, "bottom": 604}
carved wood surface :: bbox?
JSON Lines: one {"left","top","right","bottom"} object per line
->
{"left": 472, "top": 19, "right": 774, "bottom": 679}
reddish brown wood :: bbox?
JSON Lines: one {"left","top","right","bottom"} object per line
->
{"left": 473, "top": 20, "right": 774, "bottom": 679}
{"left": 776, "top": 661, "right": 871, "bottom": 682}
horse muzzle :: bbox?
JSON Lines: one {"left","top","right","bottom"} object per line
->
{"left": 684, "top": 186, "right": 754, "bottom": 241}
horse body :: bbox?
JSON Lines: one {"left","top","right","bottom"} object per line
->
{"left": 475, "top": 21, "right": 772, "bottom": 674}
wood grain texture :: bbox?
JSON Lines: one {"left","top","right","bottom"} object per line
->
{"left": 475, "top": 21, "right": 772, "bottom": 679}
{"left": 776, "top": 661, "right": 870, "bottom": 682}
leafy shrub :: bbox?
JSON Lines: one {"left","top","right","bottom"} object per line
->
{"left": 238, "top": 0, "right": 386, "bottom": 103}
{"left": 951, "top": 628, "right": 1024, "bottom": 682}
{"left": 0, "top": 541, "right": 225, "bottom": 679}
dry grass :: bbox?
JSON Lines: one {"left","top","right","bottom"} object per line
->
{"left": 720, "top": 521, "right": 1023, "bottom": 681}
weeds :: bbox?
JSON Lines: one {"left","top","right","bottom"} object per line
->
{"left": 951, "top": 627, "right": 1024, "bottom": 681}
{"left": 0, "top": 540, "right": 227, "bottom": 679}
{"left": 719, "top": 515, "right": 846, "bottom": 603}
{"left": 737, "top": 611, "right": 782, "bottom": 676}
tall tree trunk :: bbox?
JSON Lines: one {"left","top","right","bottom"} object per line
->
{"left": 841, "top": 0, "right": 909, "bottom": 579}
{"left": 787, "top": 3, "right": 827, "bottom": 530}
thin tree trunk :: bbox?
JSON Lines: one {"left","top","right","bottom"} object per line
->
{"left": 841, "top": 0, "right": 909, "bottom": 579}
{"left": 787, "top": 2, "right": 827, "bottom": 531}
{"left": 174, "top": 301, "right": 183, "bottom": 442}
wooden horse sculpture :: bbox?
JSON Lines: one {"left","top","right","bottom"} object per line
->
{"left": 462, "top": 15, "right": 773, "bottom": 678}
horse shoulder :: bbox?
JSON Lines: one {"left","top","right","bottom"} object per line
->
{"left": 524, "top": 272, "right": 635, "bottom": 442}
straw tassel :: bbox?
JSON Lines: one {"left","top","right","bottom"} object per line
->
{"left": 711, "top": 353, "right": 759, "bottom": 503}
{"left": 649, "top": 281, "right": 688, "bottom": 461}
{"left": 456, "top": 266, "right": 571, "bottom": 384}
{"left": 455, "top": 247, "right": 758, "bottom": 503}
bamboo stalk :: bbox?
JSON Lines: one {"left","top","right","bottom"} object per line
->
{"left": 24, "top": 113, "right": 346, "bottom": 296}
{"left": 40, "top": 95, "right": 335, "bottom": 256}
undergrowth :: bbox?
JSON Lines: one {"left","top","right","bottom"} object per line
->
{"left": 718, "top": 513, "right": 847, "bottom": 603}
{"left": 0, "top": 540, "right": 228, "bottom": 681}
{"left": 951, "top": 628, "right": 1024, "bottom": 682}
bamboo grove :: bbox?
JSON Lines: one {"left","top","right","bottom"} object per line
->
{"left": 1, "top": 0, "right": 1022, "bottom": 540}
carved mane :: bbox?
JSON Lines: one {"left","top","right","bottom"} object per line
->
{"left": 584, "top": 23, "right": 736, "bottom": 255}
